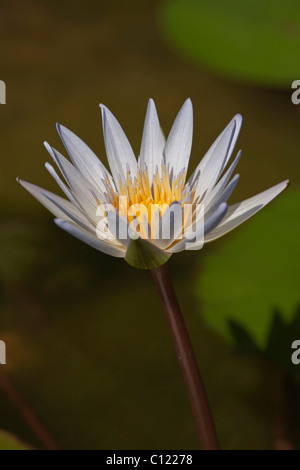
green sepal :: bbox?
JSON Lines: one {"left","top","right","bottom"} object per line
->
{"left": 125, "top": 237, "right": 171, "bottom": 269}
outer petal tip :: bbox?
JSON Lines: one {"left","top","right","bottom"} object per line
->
{"left": 275, "top": 179, "right": 290, "bottom": 192}
{"left": 43, "top": 141, "right": 53, "bottom": 156}
{"left": 56, "top": 122, "right": 62, "bottom": 134}
{"left": 99, "top": 104, "right": 108, "bottom": 116}
{"left": 54, "top": 217, "right": 65, "bottom": 227}
{"left": 16, "top": 177, "right": 27, "bottom": 187}
{"left": 56, "top": 122, "right": 69, "bottom": 143}
{"left": 183, "top": 97, "right": 193, "bottom": 110}
{"left": 219, "top": 201, "right": 228, "bottom": 210}
{"left": 99, "top": 105, "right": 106, "bottom": 125}
{"left": 44, "top": 161, "right": 52, "bottom": 171}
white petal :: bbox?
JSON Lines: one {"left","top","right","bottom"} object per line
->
{"left": 45, "top": 162, "right": 78, "bottom": 206}
{"left": 164, "top": 99, "right": 193, "bottom": 176}
{"left": 54, "top": 219, "right": 125, "bottom": 258}
{"left": 160, "top": 126, "right": 166, "bottom": 149}
{"left": 43, "top": 191, "right": 96, "bottom": 233}
{"left": 106, "top": 211, "right": 132, "bottom": 249}
{"left": 140, "top": 99, "right": 164, "bottom": 183}
{"left": 56, "top": 123, "right": 113, "bottom": 193}
{"left": 192, "top": 119, "right": 240, "bottom": 202}
{"left": 17, "top": 178, "right": 86, "bottom": 223}
{"left": 205, "top": 180, "right": 289, "bottom": 242}
{"left": 44, "top": 142, "right": 101, "bottom": 222}
{"left": 202, "top": 150, "right": 241, "bottom": 209}
{"left": 204, "top": 202, "right": 228, "bottom": 235}
{"left": 152, "top": 202, "right": 183, "bottom": 250}
{"left": 204, "top": 174, "right": 240, "bottom": 220}
{"left": 168, "top": 202, "right": 228, "bottom": 253}
{"left": 100, "top": 104, "right": 137, "bottom": 189}
{"left": 189, "top": 114, "right": 242, "bottom": 193}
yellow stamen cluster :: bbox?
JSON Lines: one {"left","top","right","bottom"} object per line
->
{"left": 95, "top": 162, "right": 197, "bottom": 240}
{"left": 104, "top": 163, "right": 194, "bottom": 218}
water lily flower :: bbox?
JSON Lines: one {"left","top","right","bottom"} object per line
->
{"left": 16, "top": 99, "right": 290, "bottom": 449}
{"left": 17, "top": 99, "right": 288, "bottom": 269}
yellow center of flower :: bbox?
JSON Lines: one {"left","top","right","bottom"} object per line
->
{"left": 97, "top": 162, "right": 196, "bottom": 238}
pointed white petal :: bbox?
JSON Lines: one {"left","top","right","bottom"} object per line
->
{"left": 204, "top": 202, "right": 228, "bottom": 235}
{"left": 202, "top": 114, "right": 242, "bottom": 172}
{"left": 152, "top": 202, "right": 183, "bottom": 250}
{"left": 44, "top": 142, "right": 101, "bottom": 222}
{"left": 202, "top": 150, "right": 241, "bottom": 208}
{"left": 45, "top": 162, "right": 77, "bottom": 205}
{"left": 100, "top": 105, "right": 137, "bottom": 188}
{"left": 43, "top": 192, "right": 96, "bottom": 233}
{"left": 106, "top": 211, "right": 131, "bottom": 249}
{"left": 168, "top": 202, "right": 228, "bottom": 253}
{"left": 164, "top": 99, "right": 193, "bottom": 176}
{"left": 56, "top": 123, "right": 113, "bottom": 193}
{"left": 193, "top": 119, "right": 239, "bottom": 202}
{"left": 54, "top": 219, "right": 125, "bottom": 257}
{"left": 160, "top": 126, "right": 166, "bottom": 149}
{"left": 204, "top": 174, "right": 240, "bottom": 220}
{"left": 140, "top": 99, "right": 164, "bottom": 183}
{"left": 205, "top": 180, "right": 289, "bottom": 242}
{"left": 189, "top": 114, "right": 242, "bottom": 192}
{"left": 17, "top": 178, "right": 85, "bottom": 223}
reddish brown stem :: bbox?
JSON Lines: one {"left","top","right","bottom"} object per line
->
{"left": 151, "top": 264, "right": 219, "bottom": 450}
{"left": 0, "top": 369, "right": 60, "bottom": 450}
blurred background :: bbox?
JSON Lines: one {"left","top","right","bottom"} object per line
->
{"left": 0, "top": 0, "right": 299, "bottom": 450}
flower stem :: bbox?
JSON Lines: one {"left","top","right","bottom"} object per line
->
{"left": 0, "top": 369, "right": 60, "bottom": 450}
{"left": 151, "top": 264, "right": 219, "bottom": 450}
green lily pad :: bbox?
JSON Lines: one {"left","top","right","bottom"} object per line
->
{"left": 196, "top": 188, "right": 300, "bottom": 348}
{"left": 158, "top": 0, "right": 300, "bottom": 88}
{"left": 229, "top": 306, "right": 300, "bottom": 377}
